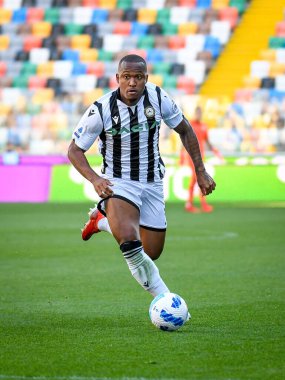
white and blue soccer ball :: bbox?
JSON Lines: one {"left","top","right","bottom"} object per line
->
{"left": 149, "top": 292, "right": 190, "bottom": 331}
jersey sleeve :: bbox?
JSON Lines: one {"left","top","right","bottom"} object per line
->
{"left": 160, "top": 88, "right": 183, "bottom": 129}
{"left": 72, "top": 103, "right": 103, "bottom": 151}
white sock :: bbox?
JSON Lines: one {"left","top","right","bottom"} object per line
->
{"left": 97, "top": 217, "right": 112, "bottom": 234}
{"left": 120, "top": 240, "right": 169, "bottom": 297}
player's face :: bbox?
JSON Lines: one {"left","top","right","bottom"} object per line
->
{"left": 116, "top": 61, "right": 148, "bottom": 106}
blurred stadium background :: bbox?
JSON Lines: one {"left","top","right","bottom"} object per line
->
{"left": 0, "top": 0, "right": 285, "bottom": 203}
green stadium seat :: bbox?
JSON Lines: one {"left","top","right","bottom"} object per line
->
{"left": 21, "top": 62, "right": 37, "bottom": 75}
{"left": 162, "top": 22, "right": 178, "bottom": 36}
{"left": 152, "top": 62, "right": 171, "bottom": 75}
{"left": 156, "top": 8, "right": 170, "bottom": 24}
{"left": 163, "top": 75, "right": 177, "bottom": 89}
{"left": 12, "top": 75, "right": 29, "bottom": 88}
{"left": 137, "top": 35, "right": 155, "bottom": 49}
{"left": 229, "top": 0, "right": 247, "bottom": 14}
{"left": 44, "top": 8, "right": 60, "bottom": 24}
{"left": 64, "top": 23, "right": 84, "bottom": 36}
{"left": 269, "top": 36, "right": 285, "bottom": 49}
{"left": 117, "top": 0, "right": 132, "bottom": 9}
{"left": 98, "top": 49, "right": 113, "bottom": 61}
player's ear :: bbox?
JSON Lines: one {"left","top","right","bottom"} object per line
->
{"left": 145, "top": 74, "right": 148, "bottom": 83}
{"left": 116, "top": 73, "right": 119, "bottom": 84}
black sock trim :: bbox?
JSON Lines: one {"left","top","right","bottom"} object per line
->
{"left": 120, "top": 240, "right": 142, "bottom": 253}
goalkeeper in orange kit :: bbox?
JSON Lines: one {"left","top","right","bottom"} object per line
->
{"left": 180, "top": 106, "right": 222, "bottom": 213}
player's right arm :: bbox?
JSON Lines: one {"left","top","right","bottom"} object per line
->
{"left": 67, "top": 104, "right": 113, "bottom": 198}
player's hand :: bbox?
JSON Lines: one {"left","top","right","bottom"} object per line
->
{"left": 196, "top": 170, "right": 216, "bottom": 196}
{"left": 91, "top": 177, "right": 114, "bottom": 198}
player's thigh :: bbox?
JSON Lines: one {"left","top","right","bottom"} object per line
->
{"left": 105, "top": 197, "right": 140, "bottom": 245}
{"left": 140, "top": 227, "right": 166, "bottom": 261}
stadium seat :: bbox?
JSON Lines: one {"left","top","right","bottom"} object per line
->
{"left": 27, "top": 8, "right": 44, "bottom": 23}
{"left": 0, "top": 61, "right": 7, "bottom": 76}
{"left": 82, "top": 88, "right": 104, "bottom": 106}
{"left": 61, "top": 76, "right": 77, "bottom": 92}
{"left": 229, "top": 0, "right": 247, "bottom": 14}
{"left": 178, "top": 0, "right": 197, "bottom": 6}
{"left": 123, "top": 9, "right": 137, "bottom": 22}
{"left": 184, "top": 60, "right": 206, "bottom": 84}
{"left": 147, "top": 49, "right": 163, "bottom": 63}
{"left": 162, "top": 22, "right": 178, "bottom": 35}
{"left": 170, "top": 6, "right": 191, "bottom": 24}
{"left": 168, "top": 35, "right": 186, "bottom": 49}
{"left": 108, "top": 8, "right": 124, "bottom": 21}
{"left": 152, "top": 62, "right": 171, "bottom": 75}
{"left": 28, "top": 76, "right": 47, "bottom": 89}
{"left": 219, "top": 7, "right": 239, "bottom": 29}
{"left": 72, "top": 62, "right": 87, "bottom": 75}
{"left": 98, "top": 49, "right": 114, "bottom": 61}
{"left": 62, "top": 48, "right": 80, "bottom": 61}
{"left": 7, "top": 0, "right": 23, "bottom": 7}
{"left": 12, "top": 8, "right": 27, "bottom": 23}
{"left": 30, "top": 47, "right": 50, "bottom": 64}
{"left": 178, "top": 22, "right": 198, "bottom": 35}
{"left": 131, "top": 22, "right": 148, "bottom": 35}
{"left": 64, "top": 23, "right": 84, "bottom": 36}
{"left": 260, "top": 77, "right": 275, "bottom": 89}
{"left": 170, "top": 62, "right": 185, "bottom": 75}
{"left": 59, "top": 7, "right": 74, "bottom": 24}
{"left": 6, "top": 62, "right": 23, "bottom": 77}
{"left": 210, "top": 20, "right": 231, "bottom": 44}
{"left": 145, "top": 0, "right": 165, "bottom": 8}
{"left": 148, "top": 24, "right": 163, "bottom": 35}
{"left": 98, "top": 0, "right": 116, "bottom": 8}
{"left": 185, "top": 34, "right": 206, "bottom": 55}
{"left": 177, "top": 76, "right": 195, "bottom": 93}
{"left": 55, "top": 35, "right": 71, "bottom": 50}
{"left": 148, "top": 74, "right": 163, "bottom": 87}
{"left": 44, "top": 8, "right": 60, "bottom": 23}
{"left": 137, "top": 35, "right": 155, "bottom": 49}
{"left": 117, "top": 0, "right": 132, "bottom": 9}
{"left": 113, "top": 21, "right": 132, "bottom": 35}
{"left": 82, "top": 0, "right": 99, "bottom": 5}
{"left": 32, "top": 88, "right": 54, "bottom": 104}
{"left": 204, "top": 35, "right": 221, "bottom": 58}
{"left": 275, "top": 75, "right": 285, "bottom": 91}
{"left": 275, "top": 22, "right": 285, "bottom": 38}
{"left": 21, "top": 62, "right": 37, "bottom": 75}
{"left": 91, "top": 35, "right": 103, "bottom": 49}
{"left": 0, "top": 35, "right": 9, "bottom": 50}
{"left": 37, "top": 62, "right": 54, "bottom": 77}
{"left": 15, "top": 50, "right": 30, "bottom": 61}
{"left": 234, "top": 88, "right": 253, "bottom": 102}
{"left": 47, "top": 78, "right": 62, "bottom": 96}
{"left": 163, "top": 74, "right": 177, "bottom": 89}
{"left": 197, "top": 0, "right": 211, "bottom": 8}
{"left": 137, "top": 9, "right": 157, "bottom": 24}
{"left": 122, "top": 35, "right": 138, "bottom": 50}
{"left": 23, "top": 36, "right": 42, "bottom": 51}
{"left": 269, "top": 37, "right": 285, "bottom": 49}
{"left": 154, "top": 35, "right": 169, "bottom": 49}
{"left": 156, "top": 8, "right": 170, "bottom": 24}
{"left": 76, "top": 74, "right": 97, "bottom": 92}
{"left": 87, "top": 61, "right": 105, "bottom": 76}
{"left": 71, "top": 34, "right": 91, "bottom": 49}
{"left": 250, "top": 60, "right": 270, "bottom": 79}
{"left": 269, "top": 62, "right": 285, "bottom": 77}
{"left": 0, "top": 9, "right": 12, "bottom": 25}
{"left": 260, "top": 49, "right": 276, "bottom": 62}
{"left": 54, "top": 60, "right": 73, "bottom": 79}
{"left": 97, "top": 22, "right": 114, "bottom": 36}
{"left": 276, "top": 49, "right": 285, "bottom": 63}
{"left": 80, "top": 48, "right": 99, "bottom": 63}
{"left": 13, "top": 75, "right": 29, "bottom": 88}
{"left": 92, "top": 8, "right": 108, "bottom": 23}
{"left": 103, "top": 34, "right": 123, "bottom": 53}
{"left": 73, "top": 7, "right": 93, "bottom": 25}
{"left": 242, "top": 75, "right": 261, "bottom": 89}
{"left": 32, "top": 21, "right": 52, "bottom": 37}
{"left": 212, "top": 0, "right": 229, "bottom": 9}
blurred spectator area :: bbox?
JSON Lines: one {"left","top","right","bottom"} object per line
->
{"left": 0, "top": 0, "right": 284, "bottom": 155}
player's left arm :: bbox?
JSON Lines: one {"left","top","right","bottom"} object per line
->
{"left": 174, "top": 117, "right": 216, "bottom": 196}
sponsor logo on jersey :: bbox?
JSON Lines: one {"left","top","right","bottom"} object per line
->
{"left": 144, "top": 106, "right": 155, "bottom": 119}
{"left": 107, "top": 120, "right": 159, "bottom": 136}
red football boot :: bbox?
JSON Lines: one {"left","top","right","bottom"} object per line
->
{"left": 185, "top": 202, "right": 200, "bottom": 213}
{"left": 81, "top": 207, "right": 105, "bottom": 241}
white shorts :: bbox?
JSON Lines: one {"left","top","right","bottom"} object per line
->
{"left": 98, "top": 178, "right": 167, "bottom": 231}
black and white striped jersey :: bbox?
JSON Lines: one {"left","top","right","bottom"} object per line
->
{"left": 72, "top": 82, "right": 183, "bottom": 183}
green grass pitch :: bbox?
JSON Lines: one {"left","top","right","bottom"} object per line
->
{"left": 0, "top": 202, "right": 284, "bottom": 380}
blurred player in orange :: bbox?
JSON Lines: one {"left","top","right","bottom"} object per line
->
{"left": 180, "top": 106, "right": 221, "bottom": 213}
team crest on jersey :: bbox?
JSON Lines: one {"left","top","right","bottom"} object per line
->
{"left": 144, "top": 106, "right": 155, "bottom": 119}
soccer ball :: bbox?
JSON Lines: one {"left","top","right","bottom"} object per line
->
{"left": 149, "top": 292, "right": 190, "bottom": 331}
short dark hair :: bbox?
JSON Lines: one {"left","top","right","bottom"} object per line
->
{"left": 118, "top": 54, "right": 147, "bottom": 71}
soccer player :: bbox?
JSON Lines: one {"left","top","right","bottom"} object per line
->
{"left": 180, "top": 106, "right": 222, "bottom": 213}
{"left": 68, "top": 54, "right": 216, "bottom": 298}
